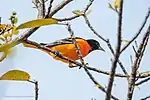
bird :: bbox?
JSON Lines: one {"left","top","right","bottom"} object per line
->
{"left": 23, "top": 37, "right": 104, "bottom": 67}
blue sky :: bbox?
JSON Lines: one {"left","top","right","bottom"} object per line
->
{"left": 0, "top": 0, "right": 150, "bottom": 100}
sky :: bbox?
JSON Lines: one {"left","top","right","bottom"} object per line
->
{"left": 0, "top": 0, "right": 150, "bottom": 100}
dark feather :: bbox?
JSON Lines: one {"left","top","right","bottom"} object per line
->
{"left": 40, "top": 37, "right": 84, "bottom": 47}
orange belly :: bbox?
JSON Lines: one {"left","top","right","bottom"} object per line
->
{"left": 48, "top": 39, "right": 91, "bottom": 64}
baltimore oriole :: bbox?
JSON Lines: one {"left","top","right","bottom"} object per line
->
{"left": 23, "top": 37, "right": 104, "bottom": 67}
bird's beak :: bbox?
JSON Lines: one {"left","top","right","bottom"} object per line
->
{"left": 98, "top": 46, "right": 105, "bottom": 52}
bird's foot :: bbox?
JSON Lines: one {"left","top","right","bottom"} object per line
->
{"left": 68, "top": 63, "right": 78, "bottom": 68}
{"left": 53, "top": 50, "right": 60, "bottom": 58}
{"left": 69, "top": 65, "right": 78, "bottom": 68}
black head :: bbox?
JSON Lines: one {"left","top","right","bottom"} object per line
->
{"left": 87, "top": 39, "right": 105, "bottom": 52}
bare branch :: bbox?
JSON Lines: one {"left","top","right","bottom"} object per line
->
{"left": 28, "top": 80, "right": 39, "bottom": 100}
{"left": 57, "top": 15, "right": 80, "bottom": 22}
{"left": 86, "top": 66, "right": 129, "bottom": 78}
{"left": 0, "top": 17, "right": 1, "bottom": 24}
{"left": 83, "top": 15, "right": 107, "bottom": 42}
{"left": 130, "top": 55, "right": 133, "bottom": 65}
{"left": 127, "top": 25, "right": 150, "bottom": 100}
{"left": 32, "top": 0, "right": 46, "bottom": 18}
{"left": 35, "top": 81, "right": 38, "bottom": 100}
{"left": 83, "top": 0, "right": 94, "bottom": 13}
{"left": 48, "top": 0, "right": 73, "bottom": 17}
{"left": 38, "top": 0, "right": 46, "bottom": 18}
{"left": 106, "top": 39, "right": 128, "bottom": 76}
{"left": 105, "top": 0, "right": 124, "bottom": 99}
{"left": 66, "top": 23, "right": 85, "bottom": 68}
{"left": 141, "top": 94, "right": 150, "bottom": 100}
{"left": 139, "top": 71, "right": 150, "bottom": 78}
{"left": 46, "top": 0, "right": 54, "bottom": 16}
{"left": 56, "top": 0, "right": 94, "bottom": 22}
{"left": 132, "top": 45, "right": 138, "bottom": 55}
{"left": 121, "top": 7, "right": 150, "bottom": 53}
{"left": 135, "top": 77, "right": 150, "bottom": 86}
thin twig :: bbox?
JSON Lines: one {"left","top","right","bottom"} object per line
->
{"left": 66, "top": 23, "right": 85, "bottom": 68}
{"left": 86, "top": 66, "right": 129, "bottom": 78}
{"left": 57, "top": 15, "right": 80, "bottom": 22}
{"left": 135, "top": 77, "right": 150, "bottom": 86}
{"left": 32, "top": 0, "right": 45, "bottom": 18}
{"left": 132, "top": 45, "right": 137, "bottom": 55}
{"left": 135, "top": 40, "right": 138, "bottom": 48}
{"left": 0, "top": 17, "right": 1, "bottom": 24}
{"left": 127, "top": 25, "right": 150, "bottom": 100}
{"left": 105, "top": 0, "right": 124, "bottom": 99}
{"left": 83, "top": 0, "right": 94, "bottom": 13}
{"left": 88, "top": 66, "right": 150, "bottom": 79}
{"left": 47, "top": 61, "right": 150, "bottom": 79}
{"left": 46, "top": 0, "right": 54, "bottom": 16}
{"left": 136, "top": 35, "right": 149, "bottom": 70}
{"left": 121, "top": 7, "right": 150, "bottom": 53}
{"left": 139, "top": 71, "right": 150, "bottom": 78}
{"left": 83, "top": 15, "right": 107, "bottom": 42}
{"left": 56, "top": 0, "right": 94, "bottom": 22}
{"left": 106, "top": 39, "right": 128, "bottom": 76}
{"left": 32, "top": 0, "right": 39, "bottom": 8}
{"left": 39, "top": 0, "right": 46, "bottom": 18}
{"left": 48, "top": 0, "right": 73, "bottom": 17}
{"left": 140, "top": 94, "right": 150, "bottom": 100}
{"left": 28, "top": 80, "right": 39, "bottom": 100}
{"left": 130, "top": 55, "right": 133, "bottom": 65}
{"left": 35, "top": 81, "right": 38, "bottom": 100}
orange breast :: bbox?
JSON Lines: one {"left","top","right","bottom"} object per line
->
{"left": 49, "top": 39, "right": 92, "bottom": 63}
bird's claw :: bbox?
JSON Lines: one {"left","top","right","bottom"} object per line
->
{"left": 69, "top": 65, "right": 77, "bottom": 68}
{"left": 53, "top": 50, "right": 60, "bottom": 58}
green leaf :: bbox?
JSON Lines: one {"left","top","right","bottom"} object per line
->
{"left": 17, "top": 18, "right": 58, "bottom": 29}
{"left": 0, "top": 70, "right": 30, "bottom": 81}
{"left": 9, "top": 11, "right": 18, "bottom": 25}
{"left": 121, "top": 39, "right": 130, "bottom": 43}
{"left": 85, "top": 10, "right": 92, "bottom": 15}
{"left": 13, "top": 17, "right": 18, "bottom": 24}
{"left": 133, "top": 84, "right": 140, "bottom": 90}
{"left": 108, "top": 3, "right": 113, "bottom": 9}
{"left": 72, "top": 10, "right": 83, "bottom": 16}
{"left": 9, "top": 16, "right": 18, "bottom": 24}
{"left": 95, "top": 83, "right": 101, "bottom": 88}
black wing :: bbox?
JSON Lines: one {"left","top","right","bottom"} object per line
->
{"left": 40, "top": 37, "right": 84, "bottom": 47}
